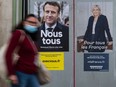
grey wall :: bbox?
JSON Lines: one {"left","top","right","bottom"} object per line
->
{"left": 0, "top": 0, "right": 12, "bottom": 47}
{"left": 29, "top": 0, "right": 74, "bottom": 87}
{"left": 13, "top": 0, "right": 116, "bottom": 87}
{"left": 76, "top": 0, "right": 116, "bottom": 87}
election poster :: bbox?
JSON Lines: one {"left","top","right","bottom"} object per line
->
{"left": 76, "top": 2, "right": 113, "bottom": 53}
{"left": 33, "top": 1, "right": 69, "bottom": 52}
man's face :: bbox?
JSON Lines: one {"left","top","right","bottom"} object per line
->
{"left": 43, "top": 4, "right": 59, "bottom": 26}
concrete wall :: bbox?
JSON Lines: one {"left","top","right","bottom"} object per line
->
{"left": 0, "top": 0, "right": 12, "bottom": 47}
{"left": 76, "top": 0, "right": 116, "bottom": 87}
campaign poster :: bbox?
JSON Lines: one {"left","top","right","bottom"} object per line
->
{"left": 34, "top": 1, "right": 69, "bottom": 52}
{"left": 76, "top": 2, "right": 113, "bottom": 53}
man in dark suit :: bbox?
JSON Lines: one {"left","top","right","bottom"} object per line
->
{"left": 83, "top": 5, "right": 112, "bottom": 52}
{"left": 38, "top": 1, "right": 69, "bottom": 51}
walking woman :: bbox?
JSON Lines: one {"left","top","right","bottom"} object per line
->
{"left": 5, "top": 14, "right": 40, "bottom": 87}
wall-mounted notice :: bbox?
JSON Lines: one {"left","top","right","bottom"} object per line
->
{"left": 84, "top": 53, "right": 109, "bottom": 71}
{"left": 39, "top": 52, "right": 64, "bottom": 70}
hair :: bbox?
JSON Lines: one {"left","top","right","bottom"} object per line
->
{"left": 12, "top": 14, "right": 39, "bottom": 41}
{"left": 38, "top": 16, "right": 41, "bottom": 22}
{"left": 12, "top": 14, "right": 37, "bottom": 31}
{"left": 92, "top": 5, "right": 101, "bottom": 11}
{"left": 43, "top": 1, "right": 61, "bottom": 13}
{"left": 64, "top": 17, "right": 69, "bottom": 24}
{"left": 24, "top": 14, "right": 38, "bottom": 21}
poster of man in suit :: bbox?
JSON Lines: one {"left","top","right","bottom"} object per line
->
{"left": 34, "top": 1, "right": 69, "bottom": 52}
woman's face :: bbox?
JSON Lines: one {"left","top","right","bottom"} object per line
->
{"left": 92, "top": 6, "right": 101, "bottom": 17}
{"left": 24, "top": 17, "right": 39, "bottom": 27}
{"left": 23, "top": 16, "right": 39, "bottom": 33}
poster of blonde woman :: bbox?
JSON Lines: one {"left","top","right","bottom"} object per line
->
{"left": 76, "top": 2, "right": 113, "bottom": 52}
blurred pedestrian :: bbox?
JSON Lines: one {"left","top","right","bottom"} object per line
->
{"left": 5, "top": 14, "right": 40, "bottom": 87}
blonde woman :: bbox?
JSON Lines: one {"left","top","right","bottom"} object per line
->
{"left": 83, "top": 5, "right": 113, "bottom": 52}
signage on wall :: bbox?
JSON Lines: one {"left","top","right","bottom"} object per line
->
{"left": 84, "top": 53, "right": 109, "bottom": 71}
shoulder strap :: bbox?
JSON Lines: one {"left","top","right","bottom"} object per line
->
{"left": 14, "top": 30, "right": 25, "bottom": 53}
{"left": 18, "top": 30, "right": 25, "bottom": 44}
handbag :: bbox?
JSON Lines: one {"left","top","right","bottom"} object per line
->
{"left": 37, "top": 62, "right": 51, "bottom": 85}
{"left": 0, "top": 30, "right": 25, "bottom": 80}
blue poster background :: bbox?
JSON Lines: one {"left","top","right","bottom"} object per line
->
{"left": 84, "top": 53, "right": 109, "bottom": 71}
